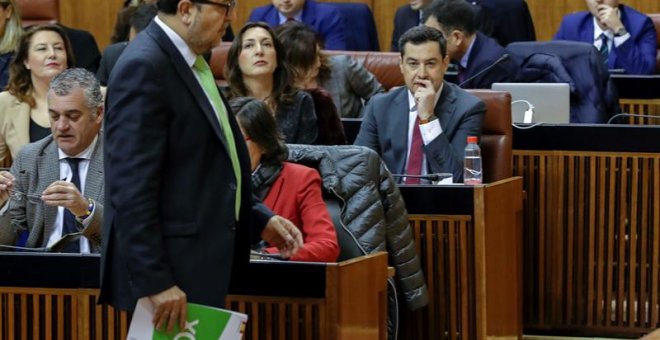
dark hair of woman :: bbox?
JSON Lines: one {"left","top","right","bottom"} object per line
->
{"left": 274, "top": 21, "right": 331, "bottom": 83}
{"left": 230, "top": 96, "right": 288, "bottom": 166}
{"left": 7, "top": 24, "right": 74, "bottom": 108}
{"left": 224, "top": 22, "right": 295, "bottom": 109}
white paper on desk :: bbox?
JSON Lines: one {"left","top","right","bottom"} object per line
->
{"left": 431, "top": 173, "right": 453, "bottom": 185}
{"left": 127, "top": 297, "right": 247, "bottom": 340}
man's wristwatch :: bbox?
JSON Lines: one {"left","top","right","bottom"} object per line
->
{"left": 419, "top": 115, "right": 437, "bottom": 124}
{"left": 76, "top": 198, "right": 94, "bottom": 221}
{"left": 614, "top": 27, "right": 628, "bottom": 37}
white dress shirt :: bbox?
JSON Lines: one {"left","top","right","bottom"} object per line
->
{"left": 46, "top": 136, "right": 98, "bottom": 253}
{"left": 404, "top": 84, "right": 444, "bottom": 175}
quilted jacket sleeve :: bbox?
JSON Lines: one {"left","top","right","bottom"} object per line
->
{"left": 376, "top": 152, "right": 429, "bottom": 310}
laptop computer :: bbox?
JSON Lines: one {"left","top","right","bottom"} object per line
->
{"left": 491, "top": 83, "right": 571, "bottom": 124}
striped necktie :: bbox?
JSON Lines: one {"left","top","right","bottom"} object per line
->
{"left": 598, "top": 33, "right": 609, "bottom": 68}
{"left": 193, "top": 55, "right": 242, "bottom": 220}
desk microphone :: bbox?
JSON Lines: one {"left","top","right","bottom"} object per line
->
{"left": 391, "top": 173, "right": 453, "bottom": 182}
{"left": 458, "top": 54, "right": 510, "bottom": 88}
{"left": 607, "top": 113, "right": 660, "bottom": 125}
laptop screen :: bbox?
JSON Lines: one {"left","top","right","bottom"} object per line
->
{"left": 491, "top": 83, "right": 570, "bottom": 124}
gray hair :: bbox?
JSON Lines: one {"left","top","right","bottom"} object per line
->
{"left": 49, "top": 68, "right": 103, "bottom": 113}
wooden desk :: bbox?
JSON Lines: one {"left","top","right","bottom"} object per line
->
{"left": 0, "top": 252, "right": 389, "bottom": 340}
{"left": 398, "top": 178, "right": 524, "bottom": 340}
{"left": 514, "top": 124, "right": 660, "bottom": 338}
{"left": 611, "top": 75, "right": 660, "bottom": 124}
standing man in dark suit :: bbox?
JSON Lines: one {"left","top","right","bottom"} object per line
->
{"left": 248, "top": 0, "right": 348, "bottom": 51}
{"left": 99, "top": 0, "right": 302, "bottom": 332}
{"left": 424, "top": 0, "right": 519, "bottom": 89}
{"left": 390, "top": 0, "right": 432, "bottom": 52}
{"left": 0, "top": 68, "right": 105, "bottom": 253}
{"left": 355, "top": 26, "right": 486, "bottom": 183}
{"left": 554, "top": 0, "right": 657, "bottom": 75}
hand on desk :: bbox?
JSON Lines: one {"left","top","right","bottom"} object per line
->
{"left": 261, "top": 215, "right": 304, "bottom": 259}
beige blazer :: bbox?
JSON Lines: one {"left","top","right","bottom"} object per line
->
{"left": 0, "top": 91, "right": 31, "bottom": 166}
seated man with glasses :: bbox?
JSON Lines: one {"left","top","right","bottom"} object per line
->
{"left": 0, "top": 68, "right": 105, "bottom": 253}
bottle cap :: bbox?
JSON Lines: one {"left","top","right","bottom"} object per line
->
{"left": 467, "top": 136, "right": 478, "bottom": 143}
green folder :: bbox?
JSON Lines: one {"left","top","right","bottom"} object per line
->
{"left": 127, "top": 298, "right": 247, "bottom": 339}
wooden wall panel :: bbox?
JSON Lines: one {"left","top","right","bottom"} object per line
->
{"left": 59, "top": 0, "right": 124, "bottom": 51}
{"left": 373, "top": 0, "right": 406, "bottom": 52}
{"left": 59, "top": 1, "right": 660, "bottom": 52}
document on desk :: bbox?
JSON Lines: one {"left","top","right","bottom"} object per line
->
{"left": 127, "top": 297, "right": 247, "bottom": 340}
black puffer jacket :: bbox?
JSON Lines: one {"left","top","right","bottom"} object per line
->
{"left": 287, "top": 144, "right": 429, "bottom": 310}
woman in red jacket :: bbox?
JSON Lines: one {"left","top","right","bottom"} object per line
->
{"left": 230, "top": 97, "right": 339, "bottom": 262}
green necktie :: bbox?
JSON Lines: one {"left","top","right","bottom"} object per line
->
{"left": 193, "top": 55, "right": 241, "bottom": 220}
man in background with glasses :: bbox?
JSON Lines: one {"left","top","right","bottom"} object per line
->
{"left": 100, "top": 0, "right": 303, "bottom": 333}
{"left": 0, "top": 68, "right": 105, "bottom": 253}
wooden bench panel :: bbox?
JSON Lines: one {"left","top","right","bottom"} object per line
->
{"left": 514, "top": 150, "right": 660, "bottom": 337}
{"left": 619, "top": 99, "right": 660, "bottom": 125}
{"left": 0, "top": 288, "right": 128, "bottom": 340}
{"left": 399, "top": 215, "right": 476, "bottom": 339}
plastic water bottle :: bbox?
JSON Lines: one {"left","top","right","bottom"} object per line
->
{"left": 463, "top": 136, "right": 482, "bottom": 185}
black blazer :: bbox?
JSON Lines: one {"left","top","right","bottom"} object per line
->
{"left": 96, "top": 42, "right": 128, "bottom": 86}
{"left": 99, "top": 21, "right": 272, "bottom": 310}
{"left": 391, "top": 5, "right": 419, "bottom": 52}
{"left": 462, "top": 32, "right": 519, "bottom": 89}
{"left": 62, "top": 25, "right": 101, "bottom": 74}
{"left": 472, "top": 0, "right": 536, "bottom": 46}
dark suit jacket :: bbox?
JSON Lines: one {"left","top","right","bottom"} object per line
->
{"left": 275, "top": 90, "right": 318, "bottom": 144}
{"left": 248, "top": 0, "right": 348, "bottom": 51}
{"left": 96, "top": 42, "right": 128, "bottom": 86}
{"left": 354, "top": 82, "right": 486, "bottom": 182}
{"left": 330, "top": 2, "right": 379, "bottom": 51}
{"left": 391, "top": 4, "right": 419, "bottom": 52}
{"left": 472, "top": 0, "right": 536, "bottom": 46}
{"left": 62, "top": 25, "right": 101, "bottom": 74}
{"left": 99, "top": 21, "right": 272, "bottom": 310}
{"left": 462, "top": 32, "right": 519, "bottom": 89}
{"left": 554, "top": 4, "right": 657, "bottom": 75}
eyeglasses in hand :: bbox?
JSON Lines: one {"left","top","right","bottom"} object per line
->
{"left": 8, "top": 188, "right": 42, "bottom": 204}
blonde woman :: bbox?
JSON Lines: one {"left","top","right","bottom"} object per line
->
{"left": 0, "top": 0, "right": 22, "bottom": 89}
{"left": 0, "top": 24, "right": 73, "bottom": 166}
